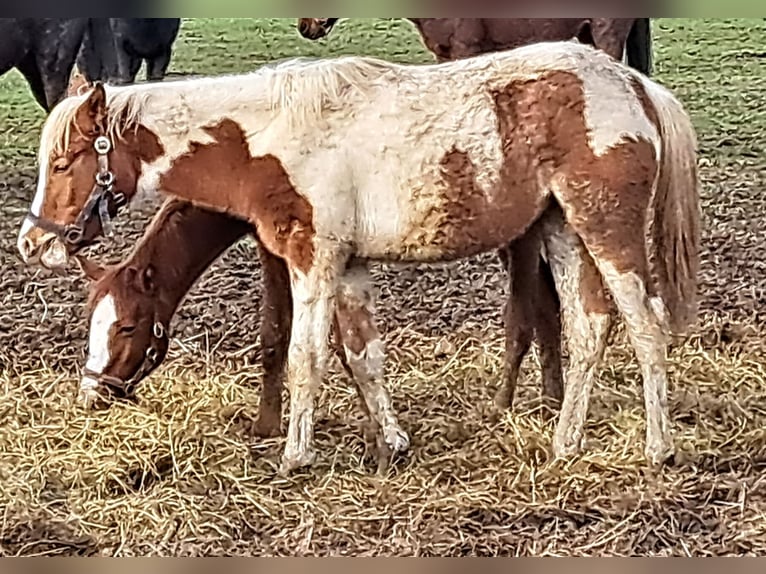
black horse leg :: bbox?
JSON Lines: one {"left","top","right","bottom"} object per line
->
{"left": 146, "top": 48, "right": 172, "bottom": 81}
{"left": 16, "top": 55, "right": 49, "bottom": 111}
{"left": 626, "top": 18, "right": 653, "bottom": 76}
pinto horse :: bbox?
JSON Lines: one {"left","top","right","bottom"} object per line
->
{"left": 298, "top": 17, "right": 653, "bottom": 412}
{"left": 17, "top": 42, "right": 700, "bottom": 473}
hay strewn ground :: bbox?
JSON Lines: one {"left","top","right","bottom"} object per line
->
{"left": 1, "top": 19, "right": 766, "bottom": 556}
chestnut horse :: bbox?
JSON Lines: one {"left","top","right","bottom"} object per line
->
{"left": 75, "top": 197, "right": 414, "bottom": 470}
{"left": 17, "top": 42, "right": 699, "bottom": 473}
{"left": 297, "top": 18, "right": 652, "bottom": 72}
{"left": 298, "top": 17, "right": 653, "bottom": 413}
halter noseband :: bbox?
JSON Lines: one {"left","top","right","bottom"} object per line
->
{"left": 82, "top": 319, "right": 168, "bottom": 398}
{"left": 27, "top": 135, "right": 127, "bottom": 246}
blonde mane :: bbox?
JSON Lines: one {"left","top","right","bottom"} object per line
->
{"left": 40, "top": 53, "right": 401, "bottom": 161}
{"left": 41, "top": 86, "right": 150, "bottom": 161}
{"left": 255, "top": 55, "right": 398, "bottom": 128}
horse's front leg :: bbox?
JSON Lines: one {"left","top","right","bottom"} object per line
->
{"left": 333, "top": 262, "right": 409, "bottom": 473}
{"left": 279, "top": 246, "right": 344, "bottom": 474}
{"left": 252, "top": 241, "right": 292, "bottom": 438}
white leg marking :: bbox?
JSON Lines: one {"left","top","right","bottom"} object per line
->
{"left": 81, "top": 294, "right": 118, "bottom": 392}
{"left": 280, "top": 251, "right": 341, "bottom": 473}
{"left": 541, "top": 213, "right": 611, "bottom": 458}
{"left": 597, "top": 260, "right": 674, "bottom": 465}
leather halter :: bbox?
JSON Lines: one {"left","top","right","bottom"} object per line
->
{"left": 82, "top": 320, "right": 168, "bottom": 398}
{"left": 27, "top": 135, "right": 127, "bottom": 246}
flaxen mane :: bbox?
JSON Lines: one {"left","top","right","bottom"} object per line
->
{"left": 42, "top": 54, "right": 398, "bottom": 158}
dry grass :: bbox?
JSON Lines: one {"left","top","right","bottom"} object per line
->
{"left": 2, "top": 316, "right": 766, "bottom": 556}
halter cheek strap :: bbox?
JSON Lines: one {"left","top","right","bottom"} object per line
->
{"left": 27, "top": 135, "right": 127, "bottom": 246}
{"left": 82, "top": 319, "right": 169, "bottom": 398}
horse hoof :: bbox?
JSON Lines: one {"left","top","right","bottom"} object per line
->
{"left": 250, "top": 417, "right": 282, "bottom": 438}
{"left": 645, "top": 441, "right": 675, "bottom": 467}
{"left": 278, "top": 448, "right": 317, "bottom": 475}
{"left": 384, "top": 426, "right": 410, "bottom": 453}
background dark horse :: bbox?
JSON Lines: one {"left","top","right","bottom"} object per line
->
{"left": 0, "top": 18, "right": 88, "bottom": 111}
{"left": 0, "top": 18, "right": 181, "bottom": 112}
{"left": 77, "top": 18, "right": 181, "bottom": 85}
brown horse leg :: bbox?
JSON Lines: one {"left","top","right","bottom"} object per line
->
{"left": 251, "top": 242, "right": 292, "bottom": 437}
{"left": 536, "top": 257, "right": 564, "bottom": 408}
{"left": 495, "top": 227, "right": 563, "bottom": 410}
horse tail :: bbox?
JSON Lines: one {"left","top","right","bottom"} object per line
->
{"left": 626, "top": 18, "right": 653, "bottom": 76}
{"left": 639, "top": 75, "right": 701, "bottom": 334}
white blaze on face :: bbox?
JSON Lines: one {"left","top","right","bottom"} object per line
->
{"left": 81, "top": 294, "right": 118, "bottom": 390}
{"left": 17, "top": 155, "right": 50, "bottom": 260}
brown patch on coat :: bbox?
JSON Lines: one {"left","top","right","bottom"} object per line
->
{"left": 504, "top": 71, "right": 657, "bottom": 284}
{"left": 158, "top": 118, "right": 315, "bottom": 273}
{"left": 433, "top": 77, "right": 564, "bottom": 257}
{"left": 435, "top": 69, "right": 657, "bottom": 294}
{"left": 629, "top": 75, "right": 659, "bottom": 129}
{"left": 334, "top": 294, "right": 379, "bottom": 356}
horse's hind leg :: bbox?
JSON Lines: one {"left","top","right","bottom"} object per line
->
{"left": 333, "top": 263, "right": 409, "bottom": 472}
{"left": 593, "top": 260, "right": 674, "bottom": 465}
{"left": 536, "top": 257, "right": 564, "bottom": 406}
{"left": 495, "top": 234, "right": 563, "bottom": 411}
{"left": 541, "top": 211, "right": 613, "bottom": 458}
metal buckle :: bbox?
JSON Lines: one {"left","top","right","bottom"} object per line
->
{"left": 93, "top": 136, "right": 112, "bottom": 155}
{"left": 64, "top": 225, "right": 84, "bottom": 245}
{"left": 95, "top": 171, "right": 114, "bottom": 187}
{"left": 145, "top": 347, "right": 159, "bottom": 364}
{"left": 153, "top": 322, "right": 166, "bottom": 339}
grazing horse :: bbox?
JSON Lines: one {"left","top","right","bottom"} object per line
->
{"left": 75, "top": 197, "right": 412, "bottom": 470}
{"left": 0, "top": 18, "right": 88, "bottom": 111}
{"left": 298, "top": 17, "right": 653, "bottom": 413}
{"left": 16, "top": 42, "right": 700, "bottom": 473}
{"left": 77, "top": 18, "right": 181, "bottom": 85}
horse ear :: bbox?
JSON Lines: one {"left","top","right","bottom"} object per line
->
{"left": 66, "top": 64, "right": 92, "bottom": 98}
{"left": 76, "top": 256, "right": 106, "bottom": 282}
{"left": 75, "top": 81, "right": 108, "bottom": 135}
{"left": 127, "top": 265, "right": 156, "bottom": 294}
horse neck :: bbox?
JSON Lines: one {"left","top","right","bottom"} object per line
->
{"left": 127, "top": 204, "right": 251, "bottom": 323}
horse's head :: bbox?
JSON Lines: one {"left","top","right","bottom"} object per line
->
{"left": 297, "top": 18, "right": 339, "bottom": 40}
{"left": 17, "top": 82, "right": 148, "bottom": 270}
{"left": 78, "top": 257, "right": 170, "bottom": 408}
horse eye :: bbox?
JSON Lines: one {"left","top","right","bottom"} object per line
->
{"left": 118, "top": 325, "right": 136, "bottom": 335}
{"left": 52, "top": 160, "right": 70, "bottom": 173}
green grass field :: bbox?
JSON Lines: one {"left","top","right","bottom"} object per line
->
{"left": 1, "top": 18, "right": 766, "bottom": 556}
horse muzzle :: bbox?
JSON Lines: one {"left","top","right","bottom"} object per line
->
{"left": 17, "top": 224, "right": 70, "bottom": 270}
{"left": 78, "top": 374, "right": 139, "bottom": 410}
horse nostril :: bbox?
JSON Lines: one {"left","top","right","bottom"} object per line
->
{"left": 18, "top": 236, "right": 37, "bottom": 262}
{"left": 299, "top": 22, "right": 310, "bottom": 35}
